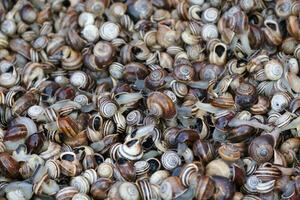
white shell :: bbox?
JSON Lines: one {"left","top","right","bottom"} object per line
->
{"left": 201, "top": 24, "right": 218, "bottom": 41}
{"left": 271, "top": 92, "right": 291, "bottom": 112}
{"left": 109, "top": 62, "right": 124, "bottom": 79}
{"left": 74, "top": 95, "right": 89, "bottom": 106}
{"left": 78, "top": 12, "right": 95, "bottom": 27}
{"left": 72, "top": 193, "right": 91, "bottom": 200}
{"left": 264, "top": 60, "right": 283, "bottom": 81}
{"left": 202, "top": 7, "right": 219, "bottom": 23}
{"left": 70, "top": 71, "right": 87, "bottom": 88}
{"left": 28, "top": 105, "right": 45, "bottom": 119}
{"left": 6, "top": 190, "right": 26, "bottom": 200}
{"left": 119, "top": 182, "right": 140, "bottom": 200}
{"left": 81, "top": 25, "right": 99, "bottom": 42}
{"left": 45, "top": 159, "right": 61, "bottom": 179}
{"left": 97, "top": 162, "right": 114, "bottom": 178}
{"left": 82, "top": 169, "right": 98, "bottom": 184}
{"left": 150, "top": 170, "right": 170, "bottom": 185}
{"left": 99, "top": 22, "right": 120, "bottom": 41}
{"left": 161, "top": 151, "right": 182, "bottom": 171}
{"left": 0, "top": 73, "right": 17, "bottom": 88}
{"left": 70, "top": 176, "right": 90, "bottom": 194}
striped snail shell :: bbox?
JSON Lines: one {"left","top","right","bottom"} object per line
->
{"left": 82, "top": 169, "right": 98, "bottom": 184}
{"left": 136, "top": 179, "right": 155, "bottom": 200}
{"left": 70, "top": 175, "right": 90, "bottom": 194}
{"left": 171, "top": 81, "right": 188, "bottom": 98}
{"left": 27, "top": 105, "right": 45, "bottom": 120}
{"left": 118, "top": 139, "right": 143, "bottom": 161}
{"left": 72, "top": 193, "right": 91, "bottom": 200}
{"left": 56, "top": 186, "right": 79, "bottom": 200}
{"left": 161, "top": 150, "right": 182, "bottom": 171}
{"left": 134, "top": 160, "right": 150, "bottom": 177}
{"left": 98, "top": 96, "right": 118, "bottom": 118}
{"left": 126, "top": 110, "right": 143, "bottom": 126}
{"left": 45, "top": 159, "right": 61, "bottom": 179}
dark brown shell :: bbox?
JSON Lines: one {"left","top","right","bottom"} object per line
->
{"left": 0, "top": 152, "right": 20, "bottom": 179}
{"left": 147, "top": 92, "right": 177, "bottom": 119}
{"left": 249, "top": 134, "right": 275, "bottom": 164}
{"left": 123, "top": 62, "right": 149, "bottom": 83}
{"left": 235, "top": 83, "right": 258, "bottom": 108}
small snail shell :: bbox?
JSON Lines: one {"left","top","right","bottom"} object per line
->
{"left": 135, "top": 160, "right": 150, "bottom": 177}
{"left": 173, "top": 62, "right": 195, "bottom": 82}
{"left": 196, "top": 175, "right": 215, "bottom": 199}
{"left": 72, "top": 193, "right": 91, "bottom": 200}
{"left": 99, "top": 22, "right": 120, "bottom": 41}
{"left": 97, "top": 162, "right": 114, "bottom": 179}
{"left": 150, "top": 170, "right": 170, "bottom": 185}
{"left": 206, "top": 159, "right": 231, "bottom": 178}
{"left": 1, "top": 20, "right": 17, "bottom": 36}
{"left": 57, "top": 116, "right": 80, "bottom": 138}
{"left": 119, "top": 139, "right": 143, "bottom": 161}
{"left": 235, "top": 83, "right": 257, "bottom": 109}
{"left": 20, "top": 4, "right": 37, "bottom": 24}
{"left": 94, "top": 41, "right": 116, "bottom": 69}
{"left": 81, "top": 24, "right": 99, "bottom": 42}
{"left": 78, "top": 12, "right": 95, "bottom": 27}
{"left": 249, "top": 134, "right": 275, "bottom": 164}
{"left": 109, "top": 62, "right": 124, "bottom": 80}
{"left": 218, "top": 144, "right": 241, "bottom": 162}
{"left": 0, "top": 152, "right": 20, "bottom": 179}
{"left": 202, "top": 7, "right": 219, "bottom": 23}
{"left": 161, "top": 150, "right": 182, "bottom": 170}
{"left": 70, "top": 176, "right": 90, "bottom": 194}
{"left": 159, "top": 176, "right": 187, "bottom": 200}
{"left": 119, "top": 182, "right": 140, "bottom": 200}
{"left": 82, "top": 169, "right": 98, "bottom": 184}
{"left": 56, "top": 186, "right": 79, "bottom": 200}
{"left": 201, "top": 23, "right": 219, "bottom": 42}
{"left": 171, "top": 81, "right": 188, "bottom": 98}
{"left": 271, "top": 92, "right": 292, "bottom": 112}
{"left": 264, "top": 59, "right": 283, "bottom": 81}
{"left": 45, "top": 159, "right": 60, "bottom": 179}
{"left": 147, "top": 92, "right": 177, "bottom": 119}
{"left": 98, "top": 96, "right": 118, "bottom": 118}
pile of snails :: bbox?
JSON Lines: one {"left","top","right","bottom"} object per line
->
{"left": 0, "top": 0, "right": 299, "bottom": 199}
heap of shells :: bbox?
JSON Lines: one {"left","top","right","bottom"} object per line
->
{"left": 0, "top": 0, "right": 299, "bottom": 199}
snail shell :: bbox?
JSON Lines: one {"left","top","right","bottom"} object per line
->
{"left": 159, "top": 176, "right": 187, "bottom": 200}
{"left": 150, "top": 170, "right": 170, "bottom": 185}
{"left": 82, "top": 169, "right": 98, "bottom": 184}
{"left": 202, "top": 7, "right": 219, "bottom": 23}
{"left": 161, "top": 150, "right": 182, "bottom": 170}
{"left": 134, "top": 160, "right": 150, "bottom": 177}
{"left": 206, "top": 159, "right": 231, "bottom": 178}
{"left": 70, "top": 176, "right": 90, "bottom": 194}
{"left": 98, "top": 96, "right": 118, "bottom": 118}
{"left": 119, "top": 139, "right": 143, "bottom": 161}
{"left": 201, "top": 23, "right": 219, "bottom": 41}
{"left": 119, "top": 182, "right": 140, "bottom": 200}
{"left": 136, "top": 179, "right": 155, "bottom": 200}
{"left": 72, "top": 193, "right": 91, "bottom": 200}
{"left": 97, "top": 162, "right": 114, "bottom": 179}
{"left": 100, "top": 22, "right": 120, "bottom": 41}
{"left": 56, "top": 186, "right": 79, "bottom": 200}
{"left": 249, "top": 134, "right": 275, "bottom": 164}
{"left": 264, "top": 59, "right": 283, "bottom": 81}
{"left": 147, "top": 92, "right": 177, "bottom": 119}
{"left": 271, "top": 92, "right": 292, "bottom": 112}
{"left": 45, "top": 159, "right": 60, "bottom": 179}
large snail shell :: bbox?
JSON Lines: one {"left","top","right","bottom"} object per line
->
{"left": 249, "top": 134, "right": 275, "bottom": 164}
{"left": 147, "top": 92, "right": 177, "bottom": 119}
{"left": 90, "top": 178, "right": 114, "bottom": 199}
{"left": 150, "top": 170, "right": 170, "bottom": 185}
{"left": 0, "top": 152, "right": 20, "bottom": 179}
{"left": 145, "top": 69, "right": 167, "bottom": 90}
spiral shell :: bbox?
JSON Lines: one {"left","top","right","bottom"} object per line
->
{"left": 98, "top": 96, "right": 118, "bottom": 118}
{"left": 97, "top": 162, "right": 114, "bottom": 179}
{"left": 82, "top": 169, "right": 98, "bottom": 184}
{"left": 45, "top": 159, "right": 60, "bottom": 179}
{"left": 56, "top": 186, "right": 79, "bottom": 200}
{"left": 70, "top": 176, "right": 90, "bottom": 194}
{"left": 161, "top": 150, "right": 182, "bottom": 170}
{"left": 100, "top": 22, "right": 120, "bottom": 41}
{"left": 119, "top": 139, "right": 143, "bottom": 161}
{"left": 119, "top": 182, "right": 141, "bottom": 200}
{"left": 72, "top": 193, "right": 91, "bottom": 200}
